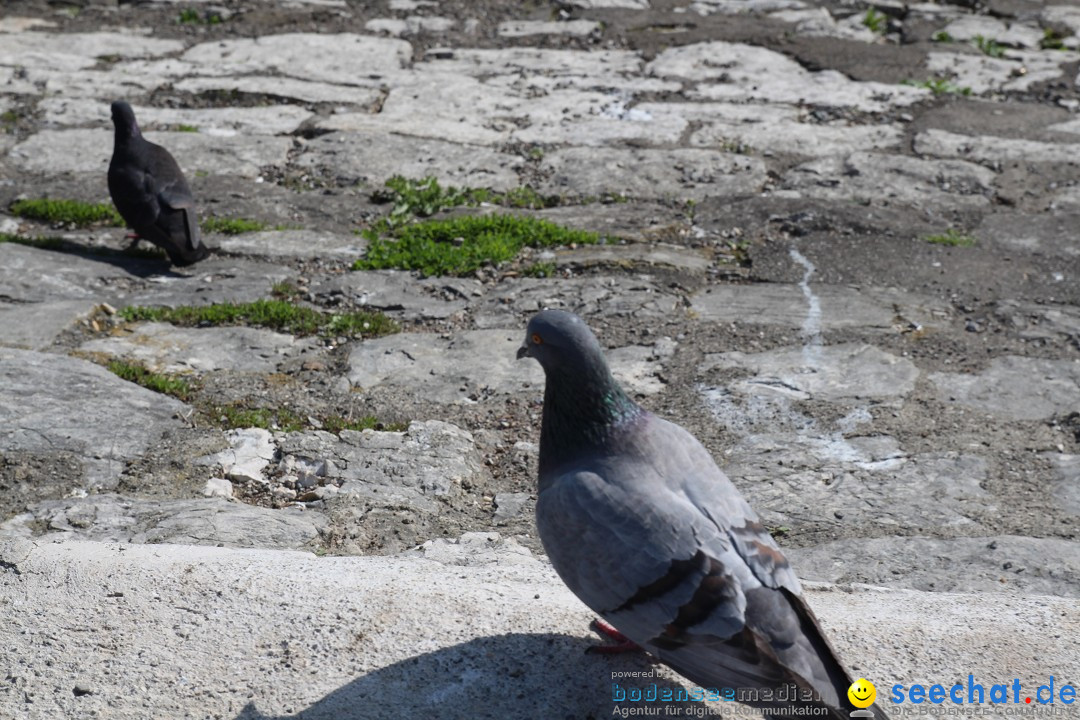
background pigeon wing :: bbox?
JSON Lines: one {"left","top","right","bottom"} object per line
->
{"left": 108, "top": 162, "right": 160, "bottom": 230}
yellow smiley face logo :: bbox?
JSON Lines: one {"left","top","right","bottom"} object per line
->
{"left": 848, "top": 678, "right": 876, "bottom": 708}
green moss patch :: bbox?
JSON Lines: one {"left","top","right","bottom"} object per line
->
{"left": 118, "top": 300, "right": 398, "bottom": 339}
{"left": 107, "top": 360, "right": 195, "bottom": 401}
{"left": 355, "top": 214, "right": 599, "bottom": 276}
{"left": 10, "top": 198, "right": 123, "bottom": 228}
{"left": 374, "top": 176, "right": 558, "bottom": 226}
{"left": 212, "top": 404, "right": 306, "bottom": 432}
{"left": 925, "top": 229, "right": 976, "bottom": 247}
{"left": 201, "top": 216, "right": 267, "bottom": 235}
{"left": 210, "top": 405, "right": 405, "bottom": 433}
{"left": 903, "top": 77, "right": 972, "bottom": 96}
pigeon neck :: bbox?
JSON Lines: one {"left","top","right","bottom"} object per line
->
{"left": 114, "top": 123, "right": 141, "bottom": 145}
{"left": 538, "top": 363, "right": 641, "bottom": 477}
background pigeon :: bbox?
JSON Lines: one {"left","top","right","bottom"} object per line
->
{"left": 108, "top": 100, "right": 208, "bottom": 266}
{"left": 518, "top": 309, "right": 888, "bottom": 720}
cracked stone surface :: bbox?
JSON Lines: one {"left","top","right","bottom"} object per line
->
{"left": 279, "top": 420, "right": 485, "bottom": 500}
{"left": 0, "top": 348, "right": 188, "bottom": 488}
{"left": 80, "top": 323, "right": 319, "bottom": 374}
{"left": 2, "top": 0, "right": 1080, "bottom": 715}
{"left": 928, "top": 356, "right": 1080, "bottom": 421}
{"left": 702, "top": 343, "right": 920, "bottom": 401}
{"left": 0, "top": 495, "right": 325, "bottom": 549}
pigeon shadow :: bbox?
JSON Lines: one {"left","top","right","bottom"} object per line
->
{"left": 230, "top": 632, "right": 720, "bottom": 720}
{"left": 16, "top": 238, "right": 181, "bottom": 278}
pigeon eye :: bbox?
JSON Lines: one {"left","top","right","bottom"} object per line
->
{"left": 531, "top": 333, "right": 543, "bottom": 345}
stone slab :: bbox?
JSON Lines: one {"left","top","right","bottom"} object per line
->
{"left": 0, "top": 32, "right": 182, "bottom": 72}
{"left": 703, "top": 343, "right": 920, "bottom": 401}
{"left": 915, "top": 127, "right": 1080, "bottom": 164}
{"left": 779, "top": 152, "right": 995, "bottom": 208}
{"left": 114, "top": 257, "right": 295, "bottom": 308}
{"left": 731, "top": 444, "right": 996, "bottom": 534}
{"left": 200, "top": 428, "right": 277, "bottom": 484}
{"left": 180, "top": 33, "right": 412, "bottom": 85}
{"left": 39, "top": 98, "right": 313, "bottom": 136}
{"left": 690, "top": 283, "right": 952, "bottom": 332}
{"left": 365, "top": 16, "right": 457, "bottom": 35}
{"left": 215, "top": 229, "right": 367, "bottom": 260}
{"left": 926, "top": 49, "right": 1080, "bottom": 95}
{"left": 80, "top": 322, "right": 318, "bottom": 374}
{"left": 647, "top": 41, "right": 927, "bottom": 112}
{"left": 0, "top": 348, "right": 188, "bottom": 488}
{"left": 0, "top": 537, "right": 1076, "bottom": 719}
{"left": 497, "top": 20, "right": 601, "bottom": 37}
{"left": 472, "top": 276, "right": 684, "bottom": 329}
{"left": 0, "top": 495, "right": 324, "bottom": 549}
{"left": 928, "top": 356, "right": 1080, "bottom": 421}
{"left": 788, "top": 535, "right": 1080, "bottom": 596}
{"left": 10, "top": 129, "right": 292, "bottom": 177}
{"left": 310, "top": 270, "right": 472, "bottom": 320}
{"left": 555, "top": 243, "right": 712, "bottom": 274}
{"left": 317, "top": 73, "right": 683, "bottom": 148}
{"left": 0, "top": 300, "right": 98, "bottom": 350}
{"left": 0, "top": 243, "right": 135, "bottom": 304}
{"left": 539, "top": 147, "right": 767, "bottom": 200}
{"left": 174, "top": 75, "right": 383, "bottom": 106}
{"left": 296, "top": 130, "right": 522, "bottom": 189}
{"left": 941, "top": 16, "right": 1044, "bottom": 48}
{"left": 278, "top": 420, "right": 485, "bottom": 499}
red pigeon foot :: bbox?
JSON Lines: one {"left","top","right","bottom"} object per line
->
{"left": 585, "top": 618, "right": 644, "bottom": 655}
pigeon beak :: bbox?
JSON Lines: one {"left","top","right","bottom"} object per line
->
{"left": 516, "top": 344, "right": 530, "bottom": 360}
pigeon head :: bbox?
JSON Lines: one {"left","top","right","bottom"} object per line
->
{"left": 517, "top": 309, "right": 606, "bottom": 374}
{"left": 110, "top": 100, "right": 141, "bottom": 140}
{"left": 519, "top": 310, "right": 641, "bottom": 469}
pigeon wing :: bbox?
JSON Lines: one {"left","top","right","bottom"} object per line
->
{"left": 107, "top": 158, "right": 161, "bottom": 231}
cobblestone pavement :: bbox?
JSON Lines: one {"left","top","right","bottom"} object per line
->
{"left": 0, "top": 0, "right": 1078, "bottom": 717}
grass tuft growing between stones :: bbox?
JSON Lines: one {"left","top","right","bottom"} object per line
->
{"left": 373, "top": 175, "right": 559, "bottom": 228}
{"left": 903, "top": 77, "right": 972, "bottom": 96}
{"left": 973, "top": 34, "right": 1005, "bottom": 58}
{"left": 522, "top": 261, "right": 557, "bottom": 278}
{"left": 118, "top": 300, "right": 399, "bottom": 339}
{"left": 212, "top": 404, "right": 306, "bottom": 432}
{"left": 925, "top": 229, "right": 976, "bottom": 247}
{"left": 1041, "top": 29, "right": 1068, "bottom": 50}
{"left": 10, "top": 198, "right": 123, "bottom": 227}
{"left": 178, "top": 8, "right": 222, "bottom": 24}
{"left": 863, "top": 8, "right": 887, "bottom": 34}
{"left": 107, "top": 360, "right": 196, "bottom": 401}
{"left": 354, "top": 214, "right": 599, "bottom": 276}
{"left": 202, "top": 216, "right": 267, "bottom": 235}
{"left": 209, "top": 405, "right": 407, "bottom": 433}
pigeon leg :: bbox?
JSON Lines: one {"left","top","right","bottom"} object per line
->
{"left": 585, "top": 618, "right": 645, "bottom": 655}
{"left": 124, "top": 233, "right": 142, "bottom": 249}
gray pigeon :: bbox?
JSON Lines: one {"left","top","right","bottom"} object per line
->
{"left": 517, "top": 309, "right": 888, "bottom": 720}
{"left": 108, "top": 100, "right": 208, "bottom": 266}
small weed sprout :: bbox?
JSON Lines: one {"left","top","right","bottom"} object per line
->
{"left": 863, "top": 8, "right": 888, "bottom": 34}
{"left": 925, "top": 229, "right": 976, "bottom": 247}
